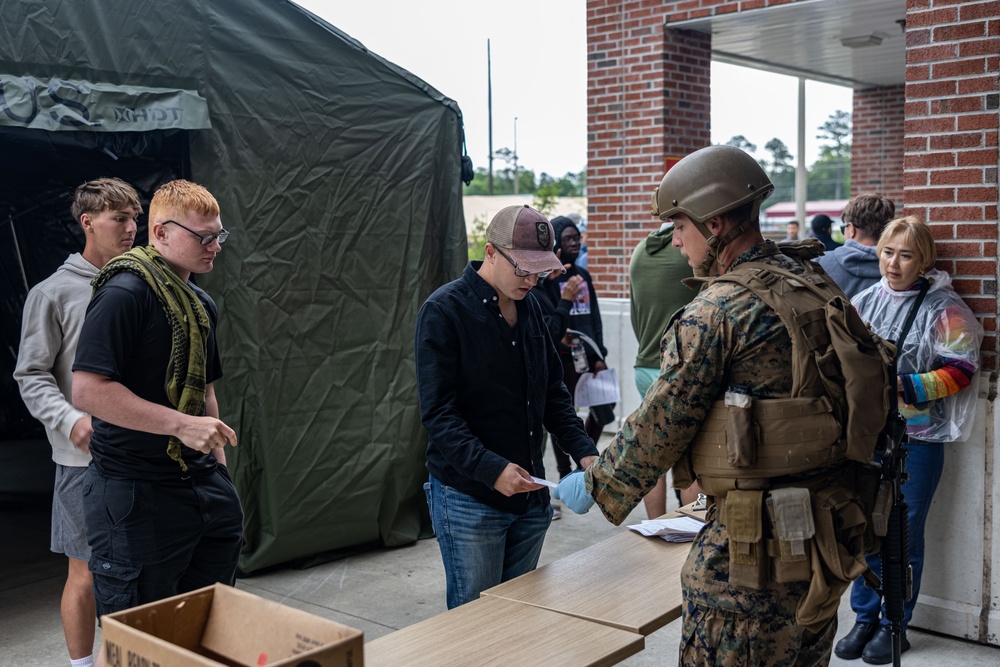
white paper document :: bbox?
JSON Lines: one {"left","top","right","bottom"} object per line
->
{"left": 574, "top": 367, "right": 621, "bottom": 408}
{"left": 627, "top": 516, "right": 705, "bottom": 543}
{"left": 530, "top": 476, "right": 558, "bottom": 489}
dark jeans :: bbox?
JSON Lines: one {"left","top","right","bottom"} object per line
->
{"left": 83, "top": 464, "right": 244, "bottom": 618}
{"left": 850, "top": 440, "right": 944, "bottom": 629}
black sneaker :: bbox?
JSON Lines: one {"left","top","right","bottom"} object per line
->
{"left": 861, "top": 625, "right": 910, "bottom": 665}
{"left": 834, "top": 622, "right": 879, "bottom": 660}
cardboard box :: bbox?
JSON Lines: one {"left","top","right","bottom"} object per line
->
{"left": 100, "top": 583, "right": 363, "bottom": 667}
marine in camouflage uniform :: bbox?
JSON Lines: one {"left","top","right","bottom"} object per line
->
{"left": 587, "top": 240, "right": 836, "bottom": 666}
{"left": 553, "top": 145, "right": 851, "bottom": 666}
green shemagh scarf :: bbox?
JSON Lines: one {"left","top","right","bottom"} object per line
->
{"left": 92, "top": 245, "right": 210, "bottom": 472}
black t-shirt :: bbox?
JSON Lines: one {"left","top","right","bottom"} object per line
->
{"left": 73, "top": 272, "right": 223, "bottom": 479}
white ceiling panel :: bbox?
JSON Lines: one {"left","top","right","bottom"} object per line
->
{"left": 670, "top": 0, "right": 906, "bottom": 89}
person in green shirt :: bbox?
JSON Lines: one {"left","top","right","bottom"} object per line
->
{"left": 628, "top": 222, "right": 696, "bottom": 517}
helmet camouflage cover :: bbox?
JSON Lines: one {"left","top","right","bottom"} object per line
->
{"left": 651, "top": 145, "right": 774, "bottom": 223}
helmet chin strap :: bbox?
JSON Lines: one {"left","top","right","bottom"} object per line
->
{"left": 688, "top": 198, "right": 764, "bottom": 277}
{"left": 691, "top": 226, "right": 721, "bottom": 278}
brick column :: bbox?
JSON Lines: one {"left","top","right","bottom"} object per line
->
{"left": 587, "top": 1, "right": 713, "bottom": 298}
{"left": 903, "top": 0, "right": 999, "bottom": 369}
{"left": 853, "top": 85, "right": 906, "bottom": 204}
{"left": 586, "top": 1, "right": 806, "bottom": 298}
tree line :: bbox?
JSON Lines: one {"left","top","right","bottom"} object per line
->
{"left": 463, "top": 109, "right": 852, "bottom": 206}
{"left": 463, "top": 147, "right": 586, "bottom": 200}
{"left": 724, "top": 109, "right": 852, "bottom": 203}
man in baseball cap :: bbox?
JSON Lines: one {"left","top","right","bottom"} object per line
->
{"left": 414, "top": 204, "right": 598, "bottom": 608}
{"left": 485, "top": 203, "right": 567, "bottom": 275}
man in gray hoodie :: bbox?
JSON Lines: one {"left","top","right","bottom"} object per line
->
{"left": 817, "top": 194, "right": 896, "bottom": 298}
{"left": 14, "top": 177, "right": 141, "bottom": 667}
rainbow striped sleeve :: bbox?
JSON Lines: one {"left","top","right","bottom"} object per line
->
{"left": 899, "top": 305, "right": 978, "bottom": 406}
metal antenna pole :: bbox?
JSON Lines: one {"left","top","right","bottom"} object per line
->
{"left": 487, "top": 39, "right": 494, "bottom": 196}
{"left": 513, "top": 116, "right": 519, "bottom": 195}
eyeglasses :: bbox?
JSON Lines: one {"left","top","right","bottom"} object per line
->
{"left": 164, "top": 220, "right": 230, "bottom": 245}
{"left": 560, "top": 232, "right": 581, "bottom": 244}
{"left": 493, "top": 245, "right": 553, "bottom": 279}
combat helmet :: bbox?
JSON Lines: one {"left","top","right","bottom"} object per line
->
{"left": 651, "top": 145, "right": 774, "bottom": 274}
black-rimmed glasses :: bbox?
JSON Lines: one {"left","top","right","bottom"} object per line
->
{"left": 494, "top": 245, "right": 553, "bottom": 279}
{"left": 165, "top": 220, "right": 230, "bottom": 245}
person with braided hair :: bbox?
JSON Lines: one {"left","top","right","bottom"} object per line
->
{"left": 72, "top": 179, "right": 243, "bottom": 629}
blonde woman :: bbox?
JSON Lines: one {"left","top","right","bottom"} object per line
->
{"left": 835, "top": 217, "right": 983, "bottom": 664}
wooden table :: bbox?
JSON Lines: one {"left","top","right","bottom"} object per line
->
{"left": 364, "top": 595, "right": 644, "bottom": 667}
{"left": 481, "top": 522, "right": 693, "bottom": 635}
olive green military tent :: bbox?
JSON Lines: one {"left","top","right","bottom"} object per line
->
{"left": 0, "top": 0, "right": 468, "bottom": 572}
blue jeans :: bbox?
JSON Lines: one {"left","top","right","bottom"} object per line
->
{"left": 424, "top": 476, "right": 552, "bottom": 609}
{"left": 850, "top": 440, "right": 944, "bottom": 629}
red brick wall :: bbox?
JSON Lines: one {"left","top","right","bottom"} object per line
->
{"left": 903, "top": 0, "right": 999, "bottom": 369}
{"left": 587, "top": 1, "right": 713, "bottom": 298}
{"left": 587, "top": 0, "right": 809, "bottom": 298}
{"left": 587, "top": 0, "right": 999, "bottom": 368}
{"left": 662, "top": 0, "right": 798, "bottom": 22}
{"left": 853, "top": 85, "right": 906, "bottom": 205}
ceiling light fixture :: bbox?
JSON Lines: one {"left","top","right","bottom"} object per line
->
{"left": 840, "top": 32, "right": 889, "bottom": 48}
{"left": 841, "top": 34, "right": 882, "bottom": 48}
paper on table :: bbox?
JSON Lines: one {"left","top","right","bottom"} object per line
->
{"left": 574, "top": 368, "right": 621, "bottom": 408}
{"left": 627, "top": 516, "right": 705, "bottom": 543}
{"left": 530, "top": 476, "right": 558, "bottom": 489}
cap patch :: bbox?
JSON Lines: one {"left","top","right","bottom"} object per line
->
{"left": 535, "top": 221, "right": 550, "bottom": 248}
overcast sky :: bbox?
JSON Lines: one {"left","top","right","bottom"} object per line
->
{"left": 297, "top": 0, "right": 853, "bottom": 178}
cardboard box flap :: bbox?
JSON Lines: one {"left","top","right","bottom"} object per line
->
{"left": 108, "top": 586, "right": 215, "bottom": 650}
{"left": 201, "top": 585, "right": 362, "bottom": 665}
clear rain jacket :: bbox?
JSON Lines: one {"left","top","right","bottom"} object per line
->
{"left": 852, "top": 269, "right": 983, "bottom": 443}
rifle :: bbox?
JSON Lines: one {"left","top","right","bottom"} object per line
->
{"left": 863, "top": 279, "right": 928, "bottom": 667}
{"left": 865, "top": 350, "right": 910, "bottom": 667}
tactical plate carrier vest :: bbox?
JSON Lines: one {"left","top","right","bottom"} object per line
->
{"left": 673, "top": 243, "right": 895, "bottom": 631}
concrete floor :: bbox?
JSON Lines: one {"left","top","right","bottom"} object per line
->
{"left": 3, "top": 439, "right": 999, "bottom": 666}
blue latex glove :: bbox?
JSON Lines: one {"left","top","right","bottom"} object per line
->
{"left": 551, "top": 471, "right": 595, "bottom": 515}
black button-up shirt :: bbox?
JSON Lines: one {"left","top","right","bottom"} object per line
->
{"left": 415, "top": 262, "right": 598, "bottom": 513}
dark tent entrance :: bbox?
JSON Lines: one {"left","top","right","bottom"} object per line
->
{"left": 0, "top": 126, "right": 193, "bottom": 445}
{"left": 1, "top": 0, "right": 469, "bottom": 574}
